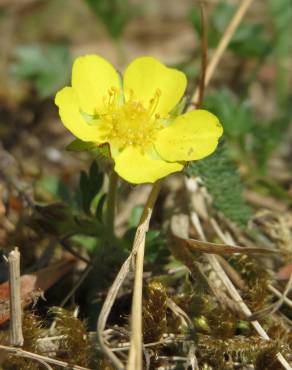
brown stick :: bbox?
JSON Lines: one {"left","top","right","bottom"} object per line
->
{"left": 8, "top": 247, "right": 23, "bottom": 347}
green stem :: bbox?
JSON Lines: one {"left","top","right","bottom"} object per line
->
{"left": 106, "top": 170, "right": 119, "bottom": 237}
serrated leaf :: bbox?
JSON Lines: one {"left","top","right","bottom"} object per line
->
{"left": 185, "top": 142, "right": 252, "bottom": 226}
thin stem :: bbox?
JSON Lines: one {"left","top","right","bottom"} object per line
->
{"left": 127, "top": 180, "right": 162, "bottom": 370}
{"left": 189, "top": 0, "right": 253, "bottom": 109}
{"left": 196, "top": 1, "right": 208, "bottom": 109}
{"left": 97, "top": 182, "right": 162, "bottom": 370}
{"left": 106, "top": 170, "right": 119, "bottom": 237}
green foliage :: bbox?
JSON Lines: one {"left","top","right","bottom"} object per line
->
{"left": 84, "top": 0, "right": 132, "bottom": 39}
{"left": 79, "top": 161, "right": 104, "bottom": 214}
{"left": 203, "top": 88, "right": 292, "bottom": 171}
{"left": 36, "top": 175, "right": 71, "bottom": 203}
{"left": 268, "top": 0, "right": 292, "bottom": 105}
{"left": 189, "top": 2, "right": 269, "bottom": 57}
{"left": 128, "top": 205, "right": 144, "bottom": 228}
{"left": 32, "top": 161, "right": 107, "bottom": 245}
{"left": 11, "top": 43, "right": 71, "bottom": 98}
{"left": 66, "top": 139, "right": 112, "bottom": 162}
{"left": 185, "top": 142, "right": 252, "bottom": 226}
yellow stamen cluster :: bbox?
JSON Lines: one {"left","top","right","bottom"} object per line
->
{"left": 99, "top": 87, "right": 163, "bottom": 149}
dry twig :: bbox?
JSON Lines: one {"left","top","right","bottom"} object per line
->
{"left": 8, "top": 247, "right": 24, "bottom": 347}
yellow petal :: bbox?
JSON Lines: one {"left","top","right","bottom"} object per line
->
{"left": 123, "top": 57, "right": 187, "bottom": 117}
{"left": 72, "top": 54, "right": 120, "bottom": 115}
{"left": 55, "top": 87, "right": 106, "bottom": 142}
{"left": 113, "top": 146, "right": 183, "bottom": 184}
{"left": 155, "top": 110, "right": 223, "bottom": 162}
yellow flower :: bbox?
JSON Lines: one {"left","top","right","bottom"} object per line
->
{"left": 55, "top": 55, "right": 223, "bottom": 184}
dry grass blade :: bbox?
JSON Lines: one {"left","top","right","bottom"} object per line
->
{"left": 189, "top": 0, "right": 254, "bottom": 108}
{"left": 97, "top": 182, "right": 162, "bottom": 370}
{"left": 0, "top": 344, "right": 91, "bottom": 370}
{"left": 172, "top": 234, "right": 281, "bottom": 255}
{"left": 183, "top": 192, "right": 291, "bottom": 370}
{"left": 248, "top": 273, "right": 292, "bottom": 321}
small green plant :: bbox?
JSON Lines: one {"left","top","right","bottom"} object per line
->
{"left": 11, "top": 43, "right": 72, "bottom": 98}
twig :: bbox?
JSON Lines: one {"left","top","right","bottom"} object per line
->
{"left": 189, "top": 0, "right": 254, "bottom": 108}
{"left": 8, "top": 247, "right": 23, "bottom": 347}
{"left": 0, "top": 344, "right": 91, "bottom": 370}
{"left": 97, "top": 182, "right": 162, "bottom": 370}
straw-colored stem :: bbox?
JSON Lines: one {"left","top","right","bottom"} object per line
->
{"left": 189, "top": 0, "right": 254, "bottom": 108}
{"left": 127, "top": 181, "right": 162, "bottom": 370}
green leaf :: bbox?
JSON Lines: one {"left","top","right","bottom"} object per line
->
{"left": 189, "top": 2, "right": 269, "bottom": 57}
{"left": 128, "top": 205, "right": 144, "bottom": 228}
{"left": 84, "top": 0, "right": 132, "bottom": 39}
{"left": 79, "top": 161, "right": 104, "bottom": 214}
{"left": 203, "top": 88, "right": 255, "bottom": 140}
{"left": 36, "top": 176, "right": 71, "bottom": 203}
{"left": 66, "top": 139, "right": 111, "bottom": 161}
{"left": 11, "top": 43, "right": 72, "bottom": 98}
{"left": 66, "top": 140, "right": 97, "bottom": 152}
{"left": 95, "top": 193, "right": 107, "bottom": 222}
{"left": 185, "top": 142, "right": 252, "bottom": 226}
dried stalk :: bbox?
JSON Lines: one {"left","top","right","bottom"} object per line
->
{"left": 8, "top": 247, "right": 24, "bottom": 347}
{"left": 185, "top": 182, "right": 291, "bottom": 370}
{"left": 97, "top": 182, "right": 162, "bottom": 370}
{"left": 126, "top": 181, "right": 162, "bottom": 370}
{"left": 189, "top": 0, "right": 254, "bottom": 107}
{"left": 0, "top": 344, "right": 90, "bottom": 370}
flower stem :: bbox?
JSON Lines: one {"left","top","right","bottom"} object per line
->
{"left": 106, "top": 170, "right": 119, "bottom": 237}
{"left": 127, "top": 180, "right": 162, "bottom": 370}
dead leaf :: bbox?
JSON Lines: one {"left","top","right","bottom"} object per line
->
{"left": 0, "top": 257, "right": 76, "bottom": 325}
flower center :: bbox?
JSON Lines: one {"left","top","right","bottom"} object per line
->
{"left": 99, "top": 87, "right": 163, "bottom": 149}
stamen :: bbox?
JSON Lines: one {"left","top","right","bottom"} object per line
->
{"left": 95, "top": 87, "right": 163, "bottom": 148}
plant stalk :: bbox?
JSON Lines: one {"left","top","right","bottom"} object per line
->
{"left": 106, "top": 170, "right": 119, "bottom": 237}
